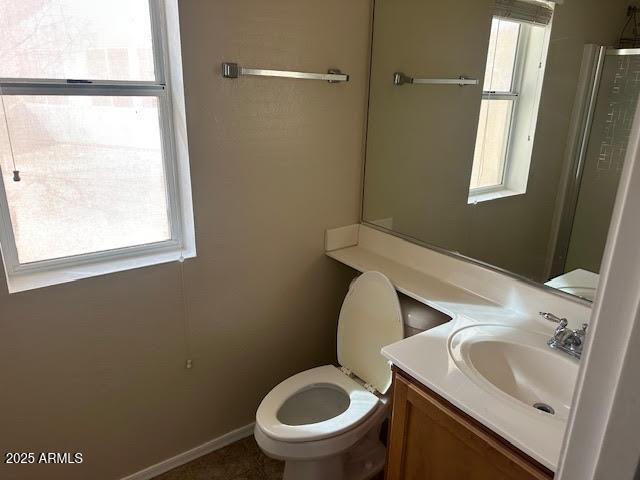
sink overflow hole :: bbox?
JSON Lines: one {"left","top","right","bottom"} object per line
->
{"left": 533, "top": 403, "right": 555, "bottom": 415}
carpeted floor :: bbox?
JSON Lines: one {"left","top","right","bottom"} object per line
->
{"left": 152, "top": 434, "right": 386, "bottom": 480}
{"left": 152, "top": 436, "right": 284, "bottom": 480}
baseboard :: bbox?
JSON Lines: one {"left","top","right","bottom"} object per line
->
{"left": 120, "top": 423, "right": 255, "bottom": 480}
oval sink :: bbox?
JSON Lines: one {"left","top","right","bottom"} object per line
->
{"left": 449, "top": 325, "right": 579, "bottom": 420}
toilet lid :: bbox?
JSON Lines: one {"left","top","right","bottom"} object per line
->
{"left": 337, "top": 271, "right": 403, "bottom": 394}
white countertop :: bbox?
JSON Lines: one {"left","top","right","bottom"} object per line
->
{"left": 545, "top": 268, "right": 599, "bottom": 302}
{"left": 382, "top": 316, "right": 568, "bottom": 472}
{"left": 326, "top": 226, "right": 588, "bottom": 472}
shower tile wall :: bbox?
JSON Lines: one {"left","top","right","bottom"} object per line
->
{"left": 565, "top": 52, "right": 640, "bottom": 273}
{"left": 597, "top": 54, "right": 640, "bottom": 174}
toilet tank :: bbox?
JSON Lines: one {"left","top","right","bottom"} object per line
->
{"left": 398, "top": 293, "right": 452, "bottom": 337}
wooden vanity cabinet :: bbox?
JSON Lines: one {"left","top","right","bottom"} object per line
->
{"left": 385, "top": 369, "right": 554, "bottom": 480}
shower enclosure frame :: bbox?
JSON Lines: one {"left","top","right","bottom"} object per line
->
{"left": 548, "top": 45, "right": 640, "bottom": 279}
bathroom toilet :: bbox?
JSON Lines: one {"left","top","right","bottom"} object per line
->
{"left": 254, "top": 271, "right": 404, "bottom": 480}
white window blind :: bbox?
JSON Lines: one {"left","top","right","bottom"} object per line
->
{"left": 494, "top": 0, "right": 554, "bottom": 26}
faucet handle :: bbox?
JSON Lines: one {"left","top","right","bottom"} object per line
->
{"left": 555, "top": 318, "right": 569, "bottom": 335}
{"left": 577, "top": 323, "right": 588, "bottom": 335}
{"left": 539, "top": 312, "right": 567, "bottom": 324}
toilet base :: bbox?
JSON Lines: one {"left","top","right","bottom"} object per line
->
{"left": 255, "top": 393, "right": 390, "bottom": 480}
{"left": 282, "top": 431, "right": 385, "bottom": 480}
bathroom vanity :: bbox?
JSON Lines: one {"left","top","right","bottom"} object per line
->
{"left": 326, "top": 224, "right": 589, "bottom": 478}
{"left": 386, "top": 369, "right": 553, "bottom": 480}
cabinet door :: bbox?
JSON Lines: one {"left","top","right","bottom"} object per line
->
{"left": 386, "top": 373, "right": 552, "bottom": 480}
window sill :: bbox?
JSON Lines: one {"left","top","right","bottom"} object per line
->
{"left": 4, "top": 245, "right": 195, "bottom": 294}
{"left": 467, "top": 188, "right": 524, "bottom": 204}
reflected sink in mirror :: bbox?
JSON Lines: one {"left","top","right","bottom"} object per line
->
{"left": 449, "top": 325, "right": 579, "bottom": 421}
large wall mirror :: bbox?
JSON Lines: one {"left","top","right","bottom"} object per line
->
{"left": 363, "top": 0, "right": 639, "bottom": 302}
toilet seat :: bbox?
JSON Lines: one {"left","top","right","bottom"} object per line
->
{"left": 255, "top": 271, "right": 403, "bottom": 459}
{"left": 337, "top": 271, "right": 404, "bottom": 394}
{"left": 256, "top": 365, "right": 380, "bottom": 443}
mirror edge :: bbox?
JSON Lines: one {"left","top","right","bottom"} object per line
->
{"left": 361, "top": 220, "right": 594, "bottom": 307}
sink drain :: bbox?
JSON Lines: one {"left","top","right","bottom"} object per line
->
{"left": 533, "top": 403, "right": 555, "bottom": 415}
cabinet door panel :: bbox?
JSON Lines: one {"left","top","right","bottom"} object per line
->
{"left": 386, "top": 373, "right": 552, "bottom": 480}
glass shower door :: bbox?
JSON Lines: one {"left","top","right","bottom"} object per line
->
{"left": 565, "top": 49, "right": 640, "bottom": 274}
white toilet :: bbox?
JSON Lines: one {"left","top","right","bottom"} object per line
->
{"left": 254, "top": 271, "right": 404, "bottom": 480}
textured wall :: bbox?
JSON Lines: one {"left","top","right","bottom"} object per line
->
{"left": 0, "top": 1, "right": 371, "bottom": 479}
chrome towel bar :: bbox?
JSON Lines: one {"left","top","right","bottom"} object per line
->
{"left": 222, "top": 63, "right": 349, "bottom": 83}
{"left": 393, "top": 72, "right": 478, "bottom": 86}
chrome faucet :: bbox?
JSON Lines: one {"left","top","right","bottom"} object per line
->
{"left": 539, "top": 312, "right": 588, "bottom": 359}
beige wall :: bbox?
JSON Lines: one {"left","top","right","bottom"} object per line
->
{"left": 0, "top": 1, "right": 371, "bottom": 479}
{"left": 363, "top": 0, "right": 628, "bottom": 282}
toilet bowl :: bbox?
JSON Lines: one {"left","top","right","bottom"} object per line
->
{"left": 254, "top": 271, "right": 403, "bottom": 480}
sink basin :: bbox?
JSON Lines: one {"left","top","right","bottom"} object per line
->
{"left": 449, "top": 325, "right": 579, "bottom": 420}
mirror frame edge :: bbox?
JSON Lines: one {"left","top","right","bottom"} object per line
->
{"left": 360, "top": 220, "right": 593, "bottom": 307}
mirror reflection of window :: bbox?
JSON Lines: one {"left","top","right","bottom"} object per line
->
{"left": 469, "top": 10, "right": 553, "bottom": 204}
{"left": 361, "top": 0, "right": 630, "bottom": 303}
{"left": 470, "top": 19, "right": 520, "bottom": 191}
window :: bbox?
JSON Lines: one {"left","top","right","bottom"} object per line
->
{"left": 0, "top": 0, "right": 195, "bottom": 292}
{"left": 470, "top": 18, "right": 521, "bottom": 191}
{"left": 469, "top": 5, "right": 553, "bottom": 203}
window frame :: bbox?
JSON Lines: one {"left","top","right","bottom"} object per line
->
{"left": 0, "top": 0, "right": 194, "bottom": 291}
{"left": 469, "top": 18, "right": 531, "bottom": 195}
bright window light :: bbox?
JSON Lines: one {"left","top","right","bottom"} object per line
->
{"left": 0, "top": 95, "right": 170, "bottom": 264}
{"left": 0, "top": 0, "right": 195, "bottom": 292}
{"left": 470, "top": 98, "right": 514, "bottom": 189}
{"left": 469, "top": 13, "right": 552, "bottom": 202}
{"left": 470, "top": 18, "right": 521, "bottom": 191}
{"left": 0, "top": 0, "right": 156, "bottom": 81}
